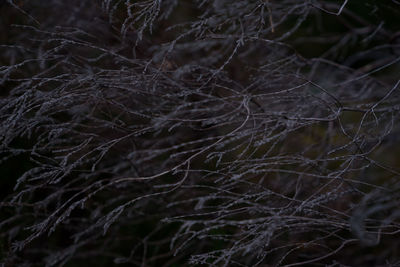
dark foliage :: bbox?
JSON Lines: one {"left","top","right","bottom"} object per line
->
{"left": 1, "top": 0, "right": 400, "bottom": 266}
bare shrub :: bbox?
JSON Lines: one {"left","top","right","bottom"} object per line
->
{"left": 1, "top": 0, "right": 400, "bottom": 266}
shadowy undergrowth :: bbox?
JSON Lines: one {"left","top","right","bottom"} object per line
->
{"left": 1, "top": 0, "right": 400, "bottom": 266}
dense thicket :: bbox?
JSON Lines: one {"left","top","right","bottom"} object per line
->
{"left": 1, "top": 1, "right": 400, "bottom": 266}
